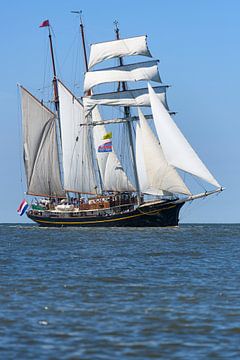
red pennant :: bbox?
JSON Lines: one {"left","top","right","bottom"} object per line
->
{"left": 39, "top": 20, "right": 49, "bottom": 28}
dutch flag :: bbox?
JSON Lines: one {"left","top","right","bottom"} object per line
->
{"left": 17, "top": 199, "right": 29, "bottom": 216}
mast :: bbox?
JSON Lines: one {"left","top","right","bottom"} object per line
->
{"left": 72, "top": 11, "right": 104, "bottom": 194}
{"left": 48, "top": 27, "right": 59, "bottom": 111}
{"left": 79, "top": 14, "right": 89, "bottom": 74}
{"left": 41, "top": 21, "right": 64, "bottom": 192}
{"left": 114, "top": 21, "right": 141, "bottom": 204}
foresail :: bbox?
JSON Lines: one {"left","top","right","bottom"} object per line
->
{"left": 136, "top": 108, "right": 191, "bottom": 195}
{"left": 57, "top": 80, "right": 97, "bottom": 194}
{"left": 92, "top": 107, "right": 135, "bottom": 192}
{"left": 88, "top": 35, "right": 152, "bottom": 69}
{"left": 135, "top": 130, "right": 172, "bottom": 196}
{"left": 148, "top": 84, "right": 221, "bottom": 188}
{"left": 84, "top": 60, "right": 161, "bottom": 92}
{"left": 20, "top": 86, "right": 64, "bottom": 197}
{"left": 83, "top": 86, "right": 168, "bottom": 115}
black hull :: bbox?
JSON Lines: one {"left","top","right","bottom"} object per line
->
{"left": 27, "top": 201, "right": 185, "bottom": 227}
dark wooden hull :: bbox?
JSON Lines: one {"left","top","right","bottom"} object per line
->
{"left": 27, "top": 201, "right": 185, "bottom": 227}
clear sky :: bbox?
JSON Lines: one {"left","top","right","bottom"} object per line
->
{"left": 0, "top": 0, "right": 239, "bottom": 223}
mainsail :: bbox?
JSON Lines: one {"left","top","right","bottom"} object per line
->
{"left": 148, "top": 84, "right": 220, "bottom": 188}
{"left": 57, "top": 80, "right": 98, "bottom": 194}
{"left": 20, "top": 86, "right": 64, "bottom": 197}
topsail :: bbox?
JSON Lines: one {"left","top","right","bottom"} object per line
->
{"left": 88, "top": 35, "right": 152, "bottom": 69}
{"left": 84, "top": 60, "right": 161, "bottom": 92}
{"left": 83, "top": 86, "right": 168, "bottom": 115}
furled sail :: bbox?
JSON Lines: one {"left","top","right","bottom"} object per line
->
{"left": 84, "top": 60, "right": 161, "bottom": 92}
{"left": 83, "top": 86, "right": 168, "bottom": 115}
{"left": 92, "top": 107, "right": 135, "bottom": 192}
{"left": 57, "top": 80, "right": 98, "bottom": 194}
{"left": 88, "top": 35, "right": 152, "bottom": 69}
{"left": 136, "top": 108, "right": 191, "bottom": 195}
{"left": 20, "top": 86, "right": 64, "bottom": 197}
{"left": 148, "top": 84, "right": 221, "bottom": 188}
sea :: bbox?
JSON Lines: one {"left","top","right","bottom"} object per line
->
{"left": 0, "top": 224, "right": 240, "bottom": 359}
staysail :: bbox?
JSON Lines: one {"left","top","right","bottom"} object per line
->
{"left": 57, "top": 80, "right": 98, "bottom": 194}
{"left": 136, "top": 108, "right": 191, "bottom": 195}
{"left": 148, "top": 84, "right": 220, "bottom": 188}
{"left": 20, "top": 86, "right": 64, "bottom": 197}
{"left": 92, "top": 106, "right": 135, "bottom": 192}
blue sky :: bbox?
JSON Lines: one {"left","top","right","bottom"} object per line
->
{"left": 0, "top": 0, "right": 239, "bottom": 223}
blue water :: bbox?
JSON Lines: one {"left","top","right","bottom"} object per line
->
{"left": 0, "top": 224, "right": 240, "bottom": 359}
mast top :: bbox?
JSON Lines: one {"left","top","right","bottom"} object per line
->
{"left": 72, "top": 10, "right": 89, "bottom": 74}
{"left": 71, "top": 10, "right": 83, "bottom": 24}
{"left": 114, "top": 20, "right": 120, "bottom": 39}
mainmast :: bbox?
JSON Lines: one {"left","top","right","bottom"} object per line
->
{"left": 114, "top": 21, "right": 141, "bottom": 204}
{"left": 71, "top": 11, "right": 90, "bottom": 80}
{"left": 72, "top": 11, "right": 104, "bottom": 194}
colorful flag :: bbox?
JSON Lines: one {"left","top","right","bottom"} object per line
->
{"left": 39, "top": 20, "right": 50, "bottom": 28}
{"left": 102, "top": 132, "right": 112, "bottom": 140}
{"left": 98, "top": 141, "right": 112, "bottom": 153}
{"left": 17, "top": 199, "right": 29, "bottom": 216}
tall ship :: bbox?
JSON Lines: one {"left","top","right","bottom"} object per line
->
{"left": 19, "top": 18, "right": 223, "bottom": 227}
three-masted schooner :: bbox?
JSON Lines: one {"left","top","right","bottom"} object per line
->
{"left": 19, "top": 19, "right": 223, "bottom": 227}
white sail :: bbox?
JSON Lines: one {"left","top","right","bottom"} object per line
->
{"left": 58, "top": 80, "right": 97, "bottom": 194}
{"left": 88, "top": 35, "right": 152, "bottom": 69}
{"left": 84, "top": 60, "right": 161, "bottom": 92}
{"left": 20, "top": 86, "right": 64, "bottom": 197}
{"left": 92, "top": 107, "right": 135, "bottom": 192}
{"left": 148, "top": 84, "right": 221, "bottom": 188}
{"left": 135, "top": 124, "right": 171, "bottom": 197}
{"left": 136, "top": 109, "right": 191, "bottom": 195}
{"left": 104, "top": 153, "right": 136, "bottom": 192}
{"left": 136, "top": 122, "right": 150, "bottom": 193}
{"left": 83, "top": 86, "right": 168, "bottom": 115}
